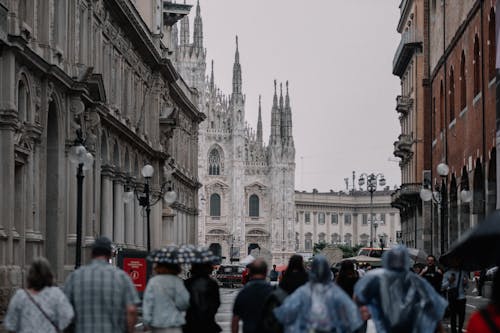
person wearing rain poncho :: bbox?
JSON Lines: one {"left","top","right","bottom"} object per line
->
{"left": 273, "top": 255, "right": 364, "bottom": 333}
{"left": 353, "top": 245, "right": 448, "bottom": 333}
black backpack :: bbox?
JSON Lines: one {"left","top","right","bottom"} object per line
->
{"left": 259, "top": 287, "right": 289, "bottom": 333}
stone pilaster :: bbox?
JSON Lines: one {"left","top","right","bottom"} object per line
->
{"left": 100, "top": 165, "right": 114, "bottom": 238}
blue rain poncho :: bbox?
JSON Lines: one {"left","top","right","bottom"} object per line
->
{"left": 354, "top": 246, "right": 448, "bottom": 333}
{"left": 274, "top": 255, "right": 364, "bottom": 333}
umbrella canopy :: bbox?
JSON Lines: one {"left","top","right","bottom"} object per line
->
{"left": 148, "top": 245, "right": 185, "bottom": 264}
{"left": 189, "top": 245, "right": 220, "bottom": 264}
{"left": 406, "top": 247, "right": 428, "bottom": 263}
{"left": 440, "top": 210, "right": 500, "bottom": 271}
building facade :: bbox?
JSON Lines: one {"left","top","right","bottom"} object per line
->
{"left": 0, "top": 0, "right": 203, "bottom": 315}
{"left": 167, "top": 2, "right": 296, "bottom": 264}
{"left": 391, "top": 0, "right": 432, "bottom": 251}
{"left": 392, "top": 0, "right": 497, "bottom": 256}
{"left": 295, "top": 190, "right": 401, "bottom": 256}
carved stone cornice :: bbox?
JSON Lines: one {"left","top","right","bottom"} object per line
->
{"left": 0, "top": 110, "right": 18, "bottom": 130}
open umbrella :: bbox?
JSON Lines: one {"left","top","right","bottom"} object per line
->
{"left": 440, "top": 210, "right": 500, "bottom": 271}
{"left": 147, "top": 245, "right": 184, "bottom": 264}
{"left": 406, "top": 247, "right": 428, "bottom": 263}
{"left": 190, "top": 245, "right": 220, "bottom": 264}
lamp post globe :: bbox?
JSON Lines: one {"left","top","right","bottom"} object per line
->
{"left": 141, "top": 164, "right": 154, "bottom": 178}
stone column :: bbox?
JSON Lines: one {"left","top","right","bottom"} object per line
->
{"left": 113, "top": 174, "right": 124, "bottom": 244}
{"left": 100, "top": 165, "right": 114, "bottom": 238}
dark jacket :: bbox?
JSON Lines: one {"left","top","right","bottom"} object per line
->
{"left": 279, "top": 270, "right": 308, "bottom": 294}
{"left": 183, "top": 275, "right": 222, "bottom": 333}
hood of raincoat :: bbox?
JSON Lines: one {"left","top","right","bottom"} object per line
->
{"left": 309, "top": 255, "right": 332, "bottom": 284}
{"left": 354, "top": 246, "right": 447, "bottom": 333}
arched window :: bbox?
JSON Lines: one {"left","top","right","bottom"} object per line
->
{"left": 473, "top": 35, "right": 480, "bottom": 96}
{"left": 449, "top": 67, "right": 455, "bottom": 121}
{"left": 460, "top": 51, "right": 467, "bottom": 110}
{"left": 210, "top": 193, "right": 221, "bottom": 217}
{"left": 17, "top": 80, "right": 30, "bottom": 123}
{"left": 318, "top": 232, "right": 326, "bottom": 243}
{"left": 209, "top": 243, "right": 222, "bottom": 257}
{"left": 360, "top": 234, "right": 369, "bottom": 246}
{"left": 249, "top": 194, "right": 259, "bottom": 217}
{"left": 305, "top": 232, "right": 312, "bottom": 251}
{"left": 489, "top": 8, "right": 496, "bottom": 80}
{"left": 439, "top": 81, "right": 444, "bottom": 133}
{"left": 344, "top": 233, "right": 352, "bottom": 246}
{"left": 331, "top": 233, "right": 340, "bottom": 244}
{"left": 208, "top": 148, "right": 221, "bottom": 175}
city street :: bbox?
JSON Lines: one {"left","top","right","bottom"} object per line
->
{"left": 216, "top": 288, "right": 241, "bottom": 333}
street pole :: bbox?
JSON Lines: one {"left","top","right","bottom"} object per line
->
{"left": 440, "top": 179, "right": 447, "bottom": 255}
{"left": 145, "top": 180, "right": 151, "bottom": 253}
{"left": 75, "top": 163, "right": 84, "bottom": 269}
{"left": 370, "top": 190, "right": 374, "bottom": 248}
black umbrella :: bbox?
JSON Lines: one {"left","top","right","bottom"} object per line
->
{"left": 440, "top": 210, "right": 500, "bottom": 271}
{"left": 147, "top": 245, "right": 195, "bottom": 264}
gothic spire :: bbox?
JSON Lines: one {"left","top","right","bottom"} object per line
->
{"left": 232, "top": 36, "right": 242, "bottom": 95}
{"left": 180, "top": 4, "right": 190, "bottom": 46}
{"left": 270, "top": 80, "right": 281, "bottom": 146}
{"left": 210, "top": 60, "right": 215, "bottom": 93}
{"left": 284, "top": 80, "right": 293, "bottom": 143}
{"left": 193, "top": 0, "right": 203, "bottom": 49}
{"left": 257, "top": 95, "right": 263, "bottom": 145}
{"left": 279, "top": 82, "right": 286, "bottom": 141}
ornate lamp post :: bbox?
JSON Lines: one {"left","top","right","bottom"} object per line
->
{"left": 123, "top": 164, "right": 177, "bottom": 252}
{"left": 68, "top": 129, "right": 94, "bottom": 269}
{"left": 358, "top": 173, "right": 386, "bottom": 247}
{"left": 420, "top": 163, "right": 472, "bottom": 254}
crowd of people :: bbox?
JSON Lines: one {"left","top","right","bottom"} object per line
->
{"left": 3, "top": 237, "right": 500, "bottom": 333}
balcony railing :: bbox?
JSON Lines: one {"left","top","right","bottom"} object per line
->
{"left": 393, "top": 28, "right": 423, "bottom": 77}
{"left": 396, "top": 95, "right": 413, "bottom": 115}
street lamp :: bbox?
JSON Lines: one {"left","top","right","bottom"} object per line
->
{"left": 68, "top": 129, "right": 94, "bottom": 269}
{"left": 358, "top": 173, "right": 386, "bottom": 247}
{"left": 123, "top": 164, "right": 177, "bottom": 252}
{"left": 420, "top": 163, "right": 472, "bottom": 255}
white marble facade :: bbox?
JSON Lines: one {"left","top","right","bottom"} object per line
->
{"left": 295, "top": 190, "right": 402, "bottom": 255}
{"left": 169, "top": 2, "right": 296, "bottom": 265}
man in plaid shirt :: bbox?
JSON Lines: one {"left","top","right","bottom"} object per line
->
{"left": 64, "top": 236, "right": 140, "bottom": 333}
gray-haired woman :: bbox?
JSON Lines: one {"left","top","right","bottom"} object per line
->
{"left": 4, "top": 257, "right": 74, "bottom": 333}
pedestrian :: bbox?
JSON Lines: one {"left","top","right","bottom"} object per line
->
{"left": 336, "top": 260, "right": 359, "bottom": 297}
{"left": 259, "top": 255, "right": 309, "bottom": 333}
{"left": 467, "top": 270, "right": 500, "bottom": 332}
{"left": 279, "top": 255, "right": 308, "bottom": 294}
{"left": 183, "top": 262, "right": 221, "bottom": 333}
{"left": 442, "top": 261, "right": 468, "bottom": 333}
{"left": 354, "top": 245, "right": 447, "bottom": 333}
{"left": 419, "top": 254, "right": 444, "bottom": 293}
{"left": 63, "top": 236, "right": 139, "bottom": 333}
{"left": 142, "top": 262, "right": 190, "bottom": 333}
{"left": 273, "top": 255, "right": 364, "bottom": 333}
{"left": 232, "top": 259, "right": 273, "bottom": 333}
{"left": 269, "top": 264, "right": 279, "bottom": 283}
{"left": 3, "top": 257, "right": 74, "bottom": 333}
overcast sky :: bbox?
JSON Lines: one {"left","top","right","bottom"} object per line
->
{"left": 193, "top": 0, "right": 402, "bottom": 191}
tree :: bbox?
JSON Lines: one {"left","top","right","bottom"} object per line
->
{"left": 313, "top": 242, "right": 327, "bottom": 254}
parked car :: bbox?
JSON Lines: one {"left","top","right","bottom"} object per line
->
{"left": 215, "top": 265, "right": 245, "bottom": 288}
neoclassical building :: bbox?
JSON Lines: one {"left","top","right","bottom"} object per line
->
{"left": 167, "top": 2, "right": 296, "bottom": 264}
{"left": 0, "top": 0, "right": 204, "bottom": 314}
{"left": 295, "top": 189, "right": 401, "bottom": 256}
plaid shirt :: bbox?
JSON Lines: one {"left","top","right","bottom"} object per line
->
{"left": 64, "top": 259, "right": 139, "bottom": 333}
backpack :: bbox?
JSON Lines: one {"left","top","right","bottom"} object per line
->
{"left": 259, "top": 287, "right": 288, "bottom": 333}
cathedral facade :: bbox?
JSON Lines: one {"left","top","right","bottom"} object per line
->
{"left": 171, "top": 2, "right": 296, "bottom": 264}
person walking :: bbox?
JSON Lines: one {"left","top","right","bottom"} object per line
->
{"left": 273, "top": 255, "right": 364, "bottom": 333}
{"left": 336, "top": 260, "right": 359, "bottom": 298}
{"left": 442, "top": 264, "right": 468, "bottom": 333}
{"left": 269, "top": 264, "right": 279, "bottom": 283}
{"left": 232, "top": 259, "right": 273, "bottom": 333}
{"left": 4, "top": 257, "right": 74, "bottom": 333}
{"left": 467, "top": 271, "right": 500, "bottom": 332}
{"left": 419, "top": 254, "right": 444, "bottom": 294}
{"left": 354, "top": 246, "right": 447, "bottom": 333}
{"left": 183, "top": 262, "right": 221, "bottom": 333}
{"left": 142, "top": 262, "right": 190, "bottom": 333}
{"left": 63, "top": 236, "right": 139, "bottom": 333}
{"left": 279, "top": 255, "right": 308, "bottom": 295}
